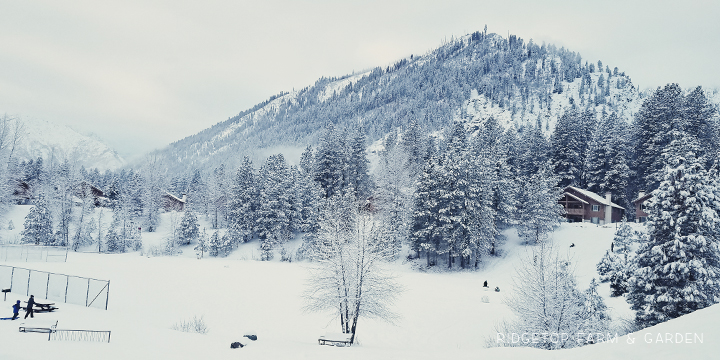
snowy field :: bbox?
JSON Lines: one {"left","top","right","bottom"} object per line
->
{"left": 0, "top": 208, "right": 718, "bottom": 360}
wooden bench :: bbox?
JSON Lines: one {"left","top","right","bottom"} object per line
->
{"left": 318, "top": 332, "right": 352, "bottom": 346}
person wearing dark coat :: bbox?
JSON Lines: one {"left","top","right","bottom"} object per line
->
{"left": 11, "top": 300, "right": 21, "bottom": 320}
{"left": 24, "top": 295, "right": 35, "bottom": 319}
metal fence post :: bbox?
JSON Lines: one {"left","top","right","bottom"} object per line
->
{"left": 46, "top": 273, "right": 50, "bottom": 300}
{"left": 10, "top": 267, "right": 14, "bottom": 292}
{"left": 86, "top": 278, "right": 90, "bottom": 307}
{"left": 105, "top": 281, "right": 110, "bottom": 310}
{"left": 65, "top": 275, "right": 69, "bottom": 303}
{"left": 27, "top": 270, "right": 31, "bottom": 296}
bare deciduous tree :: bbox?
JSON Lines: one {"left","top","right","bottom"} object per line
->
{"left": 303, "top": 191, "right": 400, "bottom": 345}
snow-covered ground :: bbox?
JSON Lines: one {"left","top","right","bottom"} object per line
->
{"left": 0, "top": 210, "right": 717, "bottom": 359}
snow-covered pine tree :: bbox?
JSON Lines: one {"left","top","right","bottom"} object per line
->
{"left": 516, "top": 122, "right": 549, "bottom": 177}
{"left": 477, "top": 117, "right": 514, "bottom": 254}
{"left": 345, "top": 127, "right": 373, "bottom": 201}
{"left": 634, "top": 84, "right": 684, "bottom": 192}
{"left": 516, "top": 164, "right": 564, "bottom": 245}
{"left": 466, "top": 135, "right": 498, "bottom": 265}
{"left": 436, "top": 122, "right": 473, "bottom": 268}
{"left": 314, "top": 124, "right": 346, "bottom": 198}
{"left": 208, "top": 164, "right": 228, "bottom": 229}
{"left": 580, "top": 278, "right": 611, "bottom": 342}
{"left": 409, "top": 147, "right": 442, "bottom": 266}
{"left": 256, "top": 154, "right": 293, "bottom": 257}
{"left": 105, "top": 229, "right": 120, "bottom": 253}
{"left": 194, "top": 228, "right": 208, "bottom": 258}
{"left": 596, "top": 250, "right": 615, "bottom": 281}
{"left": 208, "top": 231, "right": 220, "bottom": 257}
{"left": 604, "top": 219, "right": 637, "bottom": 296}
{"left": 220, "top": 232, "right": 233, "bottom": 257}
{"left": 7, "top": 220, "right": 14, "bottom": 230}
{"left": 682, "top": 86, "right": 718, "bottom": 167}
{"left": 21, "top": 194, "right": 53, "bottom": 245}
{"left": 177, "top": 210, "right": 200, "bottom": 246}
{"left": 227, "top": 156, "right": 259, "bottom": 243}
{"left": 373, "top": 141, "right": 414, "bottom": 259}
{"left": 550, "top": 108, "right": 584, "bottom": 187}
{"left": 627, "top": 133, "right": 720, "bottom": 328}
{"left": 295, "top": 146, "right": 322, "bottom": 233}
{"left": 186, "top": 169, "right": 208, "bottom": 214}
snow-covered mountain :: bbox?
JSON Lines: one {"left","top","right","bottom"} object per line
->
{"left": 15, "top": 117, "right": 125, "bottom": 171}
{"left": 144, "top": 31, "right": 716, "bottom": 175}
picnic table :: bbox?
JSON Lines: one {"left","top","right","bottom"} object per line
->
{"left": 25, "top": 301, "right": 58, "bottom": 313}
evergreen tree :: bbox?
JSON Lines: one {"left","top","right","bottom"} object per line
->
{"left": 436, "top": 122, "right": 473, "bottom": 268}
{"left": 21, "top": 194, "right": 53, "bottom": 245}
{"left": 256, "top": 154, "right": 293, "bottom": 255}
{"left": 627, "top": 140, "right": 720, "bottom": 328}
{"left": 314, "top": 124, "right": 346, "bottom": 198}
{"left": 105, "top": 229, "right": 121, "bottom": 253}
{"left": 516, "top": 164, "right": 564, "bottom": 244}
{"left": 634, "top": 84, "right": 684, "bottom": 191}
{"left": 374, "top": 142, "right": 414, "bottom": 259}
{"left": 550, "top": 108, "right": 584, "bottom": 187}
{"left": 597, "top": 220, "right": 637, "bottom": 296}
{"left": 177, "top": 211, "right": 200, "bottom": 246}
{"left": 227, "top": 157, "right": 259, "bottom": 243}
{"left": 580, "top": 278, "right": 611, "bottom": 341}
{"left": 345, "top": 127, "right": 373, "bottom": 201}
{"left": 409, "top": 148, "right": 442, "bottom": 266}
{"left": 194, "top": 228, "right": 208, "bottom": 258}
{"left": 208, "top": 230, "right": 220, "bottom": 257}
{"left": 295, "top": 146, "right": 322, "bottom": 233}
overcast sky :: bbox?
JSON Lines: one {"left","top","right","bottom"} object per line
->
{"left": 1, "top": 0, "right": 719, "bottom": 160}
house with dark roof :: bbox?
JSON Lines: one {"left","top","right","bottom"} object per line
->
{"left": 558, "top": 186, "right": 625, "bottom": 224}
{"left": 633, "top": 191, "right": 652, "bottom": 223}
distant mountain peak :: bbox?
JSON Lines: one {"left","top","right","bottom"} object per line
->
{"left": 15, "top": 117, "right": 125, "bottom": 171}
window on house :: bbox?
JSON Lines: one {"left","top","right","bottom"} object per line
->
{"left": 592, "top": 205, "right": 600, "bottom": 212}
{"left": 592, "top": 217, "right": 599, "bottom": 224}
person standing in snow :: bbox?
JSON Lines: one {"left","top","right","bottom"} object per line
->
{"left": 11, "top": 300, "right": 21, "bottom": 320}
{"left": 24, "top": 295, "right": 35, "bottom": 319}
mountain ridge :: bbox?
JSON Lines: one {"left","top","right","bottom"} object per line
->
{"left": 142, "top": 31, "right": 666, "bottom": 174}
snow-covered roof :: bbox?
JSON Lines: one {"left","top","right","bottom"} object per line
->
{"left": 633, "top": 192, "right": 652, "bottom": 204}
{"left": 163, "top": 191, "right": 186, "bottom": 203}
{"left": 562, "top": 192, "right": 589, "bottom": 204}
{"left": 566, "top": 186, "right": 624, "bottom": 209}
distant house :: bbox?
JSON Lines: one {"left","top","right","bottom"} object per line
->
{"left": 633, "top": 191, "right": 652, "bottom": 223}
{"left": 162, "top": 192, "right": 186, "bottom": 212}
{"left": 558, "top": 186, "right": 625, "bottom": 224}
{"left": 12, "top": 180, "right": 32, "bottom": 205}
{"left": 74, "top": 181, "right": 107, "bottom": 207}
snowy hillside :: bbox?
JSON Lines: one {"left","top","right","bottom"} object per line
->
{"left": 2, "top": 207, "right": 717, "bottom": 360}
{"left": 461, "top": 69, "right": 643, "bottom": 135}
{"left": 15, "top": 117, "right": 125, "bottom": 171}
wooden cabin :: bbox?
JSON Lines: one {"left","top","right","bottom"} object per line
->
{"left": 162, "top": 192, "right": 186, "bottom": 212}
{"left": 559, "top": 186, "right": 625, "bottom": 224}
{"left": 633, "top": 191, "right": 652, "bottom": 223}
{"left": 74, "top": 181, "right": 107, "bottom": 207}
